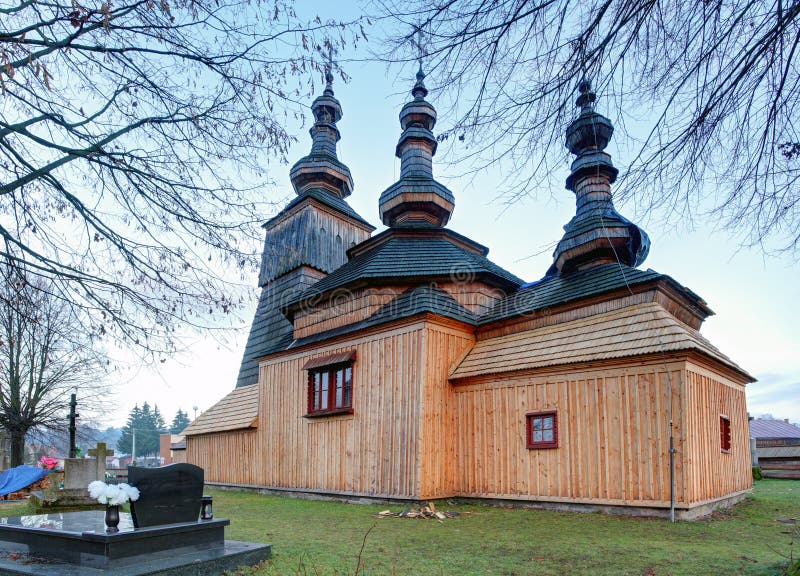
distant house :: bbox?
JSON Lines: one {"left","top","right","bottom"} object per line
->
{"left": 183, "top": 72, "right": 755, "bottom": 519}
{"left": 159, "top": 434, "right": 186, "bottom": 465}
{"left": 750, "top": 419, "right": 800, "bottom": 447}
{"left": 750, "top": 419, "right": 800, "bottom": 479}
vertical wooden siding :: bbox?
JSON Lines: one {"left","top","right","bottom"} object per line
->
{"left": 189, "top": 318, "right": 471, "bottom": 499}
{"left": 260, "top": 202, "right": 371, "bottom": 285}
{"left": 187, "top": 429, "right": 259, "bottom": 485}
{"left": 683, "top": 364, "right": 752, "bottom": 503}
{"left": 188, "top": 324, "right": 751, "bottom": 507}
{"left": 452, "top": 361, "right": 688, "bottom": 507}
{"left": 254, "top": 323, "right": 426, "bottom": 498}
{"left": 418, "top": 323, "right": 475, "bottom": 499}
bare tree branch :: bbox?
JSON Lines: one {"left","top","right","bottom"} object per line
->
{"left": 1, "top": 0, "right": 368, "bottom": 356}
{"left": 0, "top": 259, "right": 110, "bottom": 465}
{"left": 376, "top": 0, "right": 800, "bottom": 251}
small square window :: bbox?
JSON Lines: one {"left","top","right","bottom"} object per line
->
{"left": 720, "top": 415, "right": 731, "bottom": 453}
{"left": 527, "top": 411, "right": 558, "bottom": 449}
{"left": 306, "top": 362, "right": 353, "bottom": 417}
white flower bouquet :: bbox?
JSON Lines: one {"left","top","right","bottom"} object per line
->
{"left": 87, "top": 481, "right": 140, "bottom": 506}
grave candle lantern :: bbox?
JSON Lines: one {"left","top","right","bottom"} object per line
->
{"left": 200, "top": 495, "right": 213, "bottom": 520}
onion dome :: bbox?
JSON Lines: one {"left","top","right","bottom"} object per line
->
{"left": 378, "top": 66, "right": 455, "bottom": 227}
{"left": 289, "top": 69, "right": 354, "bottom": 198}
{"left": 548, "top": 79, "right": 650, "bottom": 276}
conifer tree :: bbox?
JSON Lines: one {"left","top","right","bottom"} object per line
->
{"left": 170, "top": 410, "right": 191, "bottom": 435}
{"left": 137, "top": 403, "right": 160, "bottom": 457}
{"left": 116, "top": 402, "right": 165, "bottom": 457}
{"left": 116, "top": 405, "right": 142, "bottom": 455}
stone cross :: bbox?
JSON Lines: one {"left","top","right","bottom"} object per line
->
{"left": 88, "top": 442, "right": 114, "bottom": 481}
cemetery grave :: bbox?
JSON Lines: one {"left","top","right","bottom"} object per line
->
{"left": 0, "top": 463, "right": 271, "bottom": 575}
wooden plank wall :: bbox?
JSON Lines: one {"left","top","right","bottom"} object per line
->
{"left": 293, "top": 286, "right": 404, "bottom": 339}
{"left": 256, "top": 323, "right": 425, "bottom": 497}
{"left": 451, "top": 361, "right": 688, "bottom": 507}
{"left": 187, "top": 322, "right": 751, "bottom": 506}
{"left": 188, "top": 318, "right": 472, "bottom": 500}
{"left": 260, "top": 201, "right": 371, "bottom": 284}
{"left": 683, "top": 363, "right": 752, "bottom": 502}
{"left": 190, "top": 322, "right": 429, "bottom": 498}
{"left": 187, "top": 429, "right": 259, "bottom": 485}
{"left": 439, "top": 281, "right": 506, "bottom": 316}
{"left": 418, "top": 323, "right": 475, "bottom": 499}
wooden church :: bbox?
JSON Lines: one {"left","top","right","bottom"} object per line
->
{"left": 183, "top": 69, "right": 754, "bottom": 518}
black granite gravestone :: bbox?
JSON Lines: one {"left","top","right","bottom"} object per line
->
{"left": 0, "top": 463, "right": 271, "bottom": 575}
{"left": 0, "top": 509, "right": 271, "bottom": 574}
{"left": 128, "top": 463, "right": 204, "bottom": 528}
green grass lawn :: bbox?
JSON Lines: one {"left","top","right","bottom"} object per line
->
{"left": 0, "top": 479, "right": 796, "bottom": 575}
{"left": 218, "top": 479, "right": 798, "bottom": 576}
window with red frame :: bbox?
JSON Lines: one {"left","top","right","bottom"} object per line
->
{"left": 720, "top": 415, "right": 731, "bottom": 453}
{"left": 307, "top": 363, "right": 353, "bottom": 416}
{"left": 526, "top": 411, "right": 558, "bottom": 449}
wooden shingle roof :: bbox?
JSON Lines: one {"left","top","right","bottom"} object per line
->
{"left": 286, "top": 229, "right": 524, "bottom": 314}
{"left": 451, "top": 302, "right": 751, "bottom": 381}
{"left": 182, "top": 385, "right": 259, "bottom": 436}
{"left": 270, "top": 188, "right": 373, "bottom": 228}
{"left": 479, "top": 263, "right": 710, "bottom": 324}
{"left": 236, "top": 267, "right": 322, "bottom": 387}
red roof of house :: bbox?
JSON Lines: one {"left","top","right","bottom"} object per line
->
{"left": 750, "top": 419, "right": 800, "bottom": 439}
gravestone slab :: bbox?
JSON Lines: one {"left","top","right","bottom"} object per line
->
{"left": 0, "top": 510, "right": 271, "bottom": 575}
{"left": 128, "top": 464, "right": 203, "bottom": 528}
{"left": 62, "top": 459, "right": 99, "bottom": 490}
{"left": 34, "top": 459, "right": 104, "bottom": 508}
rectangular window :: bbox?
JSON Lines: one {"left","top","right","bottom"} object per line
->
{"left": 720, "top": 415, "right": 731, "bottom": 453}
{"left": 306, "top": 360, "right": 354, "bottom": 417}
{"left": 526, "top": 411, "right": 558, "bottom": 449}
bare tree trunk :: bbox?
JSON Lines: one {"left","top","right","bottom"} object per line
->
{"left": 9, "top": 430, "right": 25, "bottom": 467}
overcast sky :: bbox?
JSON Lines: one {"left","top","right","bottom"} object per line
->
{"left": 101, "top": 7, "right": 799, "bottom": 430}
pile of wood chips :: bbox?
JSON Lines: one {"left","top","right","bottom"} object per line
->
{"left": 374, "top": 501, "right": 458, "bottom": 521}
{"left": 5, "top": 475, "right": 52, "bottom": 501}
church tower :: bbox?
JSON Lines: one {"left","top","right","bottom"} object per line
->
{"left": 235, "top": 70, "right": 374, "bottom": 387}
{"left": 378, "top": 66, "right": 455, "bottom": 227}
{"left": 548, "top": 80, "right": 649, "bottom": 275}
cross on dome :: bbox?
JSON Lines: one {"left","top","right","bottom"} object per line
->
{"left": 288, "top": 47, "right": 353, "bottom": 199}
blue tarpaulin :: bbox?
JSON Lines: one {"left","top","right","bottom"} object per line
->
{"left": 0, "top": 465, "right": 49, "bottom": 497}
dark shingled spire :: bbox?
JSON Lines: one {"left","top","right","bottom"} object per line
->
{"left": 289, "top": 67, "right": 354, "bottom": 198}
{"left": 235, "top": 69, "right": 373, "bottom": 387}
{"left": 548, "top": 79, "right": 649, "bottom": 276}
{"left": 378, "top": 65, "right": 455, "bottom": 227}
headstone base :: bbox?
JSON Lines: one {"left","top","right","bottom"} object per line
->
{"left": 29, "top": 489, "right": 100, "bottom": 509}
{"left": 0, "top": 511, "right": 270, "bottom": 575}
{"left": 0, "top": 540, "right": 270, "bottom": 576}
